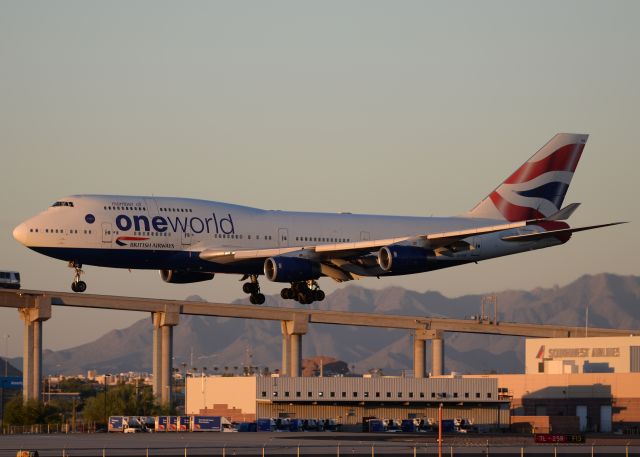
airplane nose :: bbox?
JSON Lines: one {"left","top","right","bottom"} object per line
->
{"left": 13, "top": 222, "right": 28, "bottom": 245}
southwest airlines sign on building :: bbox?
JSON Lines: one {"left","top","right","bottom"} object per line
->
{"left": 526, "top": 336, "right": 640, "bottom": 374}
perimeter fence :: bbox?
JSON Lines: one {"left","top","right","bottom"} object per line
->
{"left": 3, "top": 442, "right": 640, "bottom": 457}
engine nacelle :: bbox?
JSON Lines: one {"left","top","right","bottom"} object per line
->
{"left": 159, "top": 270, "right": 215, "bottom": 284}
{"left": 264, "top": 256, "right": 321, "bottom": 283}
{"left": 377, "top": 245, "right": 433, "bottom": 274}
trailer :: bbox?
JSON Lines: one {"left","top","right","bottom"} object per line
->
{"left": 163, "top": 416, "right": 190, "bottom": 431}
{"left": 191, "top": 416, "right": 222, "bottom": 432}
{"left": 155, "top": 416, "right": 168, "bottom": 432}
{"left": 108, "top": 416, "right": 125, "bottom": 432}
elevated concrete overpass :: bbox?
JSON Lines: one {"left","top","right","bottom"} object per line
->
{"left": 1, "top": 288, "right": 637, "bottom": 405}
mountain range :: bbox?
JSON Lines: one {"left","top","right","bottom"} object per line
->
{"left": 9, "top": 273, "right": 640, "bottom": 376}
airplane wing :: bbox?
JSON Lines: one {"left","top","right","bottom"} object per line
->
{"left": 199, "top": 220, "right": 532, "bottom": 267}
{"left": 198, "top": 205, "right": 625, "bottom": 282}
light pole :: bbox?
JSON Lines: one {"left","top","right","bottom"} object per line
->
{"left": 103, "top": 374, "right": 111, "bottom": 427}
{"left": 3, "top": 334, "right": 9, "bottom": 377}
{"left": 201, "top": 367, "right": 207, "bottom": 412}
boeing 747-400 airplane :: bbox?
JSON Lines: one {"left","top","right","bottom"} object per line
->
{"left": 13, "top": 134, "right": 624, "bottom": 304}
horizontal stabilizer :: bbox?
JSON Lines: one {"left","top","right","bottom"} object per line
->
{"left": 544, "top": 202, "right": 581, "bottom": 221}
{"left": 502, "top": 221, "right": 627, "bottom": 242}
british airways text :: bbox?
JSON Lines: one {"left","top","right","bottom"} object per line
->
{"left": 115, "top": 212, "right": 235, "bottom": 234}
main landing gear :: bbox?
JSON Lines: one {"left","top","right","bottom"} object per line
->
{"left": 242, "top": 275, "right": 265, "bottom": 305}
{"left": 281, "top": 280, "right": 325, "bottom": 305}
{"left": 69, "top": 261, "right": 87, "bottom": 293}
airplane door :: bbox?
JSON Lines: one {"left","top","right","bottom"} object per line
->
{"left": 278, "top": 228, "right": 289, "bottom": 248}
{"left": 102, "top": 223, "right": 112, "bottom": 243}
{"left": 181, "top": 230, "right": 192, "bottom": 246}
{"left": 360, "top": 231, "right": 370, "bottom": 241}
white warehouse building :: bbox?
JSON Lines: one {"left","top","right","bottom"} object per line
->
{"left": 186, "top": 375, "right": 510, "bottom": 430}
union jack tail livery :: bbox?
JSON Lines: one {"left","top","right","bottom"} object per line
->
{"left": 467, "top": 133, "right": 588, "bottom": 221}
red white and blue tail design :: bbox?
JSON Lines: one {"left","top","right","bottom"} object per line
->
{"left": 467, "top": 133, "right": 588, "bottom": 221}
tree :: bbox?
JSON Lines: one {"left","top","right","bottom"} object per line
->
{"left": 82, "top": 383, "right": 166, "bottom": 424}
{"left": 4, "top": 397, "right": 61, "bottom": 426}
{"left": 56, "top": 377, "right": 98, "bottom": 400}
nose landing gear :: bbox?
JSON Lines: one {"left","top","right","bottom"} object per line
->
{"left": 242, "top": 275, "right": 265, "bottom": 305}
{"left": 69, "top": 261, "right": 87, "bottom": 293}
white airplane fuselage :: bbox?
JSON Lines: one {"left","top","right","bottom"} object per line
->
{"left": 13, "top": 194, "right": 562, "bottom": 275}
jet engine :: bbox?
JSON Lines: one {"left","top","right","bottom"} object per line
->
{"left": 264, "top": 256, "right": 321, "bottom": 283}
{"left": 159, "top": 269, "right": 215, "bottom": 284}
{"left": 377, "top": 245, "right": 433, "bottom": 274}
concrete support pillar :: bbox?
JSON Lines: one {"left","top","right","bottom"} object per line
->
{"left": 280, "top": 322, "right": 290, "bottom": 377}
{"left": 413, "top": 334, "right": 426, "bottom": 378}
{"left": 290, "top": 334, "right": 302, "bottom": 378}
{"left": 161, "top": 325, "right": 173, "bottom": 405}
{"left": 151, "top": 313, "right": 162, "bottom": 399}
{"left": 33, "top": 320, "right": 42, "bottom": 401}
{"left": 284, "top": 314, "right": 309, "bottom": 378}
{"left": 19, "top": 296, "right": 51, "bottom": 403}
{"left": 150, "top": 308, "right": 179, "bottom": 406}
{"left": 22, "top": 315, "right": 33, "bottom": 401}
{"left": 431, "top": 332, "right": 445, "bottom": 376}
{"left": 413, "top": 329, "right": 445, "bottom": 377}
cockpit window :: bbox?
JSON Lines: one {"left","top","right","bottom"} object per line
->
{"left": 51, "top": 201, "right": 74, "bottom": 207}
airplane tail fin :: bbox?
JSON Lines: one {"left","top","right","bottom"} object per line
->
{"left": 466, "top": 133, "right": 588, "bottom": 221}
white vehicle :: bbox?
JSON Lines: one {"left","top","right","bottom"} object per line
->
{"left": 0, "top": 271, "right": 20, "bottom": 289}
{"left": 12, "top": 134, "right": 624, "bottom": 304}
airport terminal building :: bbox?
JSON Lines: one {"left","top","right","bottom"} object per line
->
{"left": 526, "top": 336, "right": 640, "bottom": 374}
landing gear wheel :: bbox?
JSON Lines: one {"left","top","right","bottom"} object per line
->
{"left": 243, "top": 282, "right": 259, "bottom": 294}
{"left": 69, "top": 262, "right": 86, "bottom": 293}
{"left": 285, "top": 280, "right": 325, "bottom": 304}
{"left": 249, "top": 293, "right": 265, "bottom": 305}
{"left": 243, "top": 275, "right": 263, "bottom": 304}
{"left": 281, "top": 288, "right": 294, "bottom": 300}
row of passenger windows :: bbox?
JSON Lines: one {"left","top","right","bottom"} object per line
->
{"left": 159, "top": 207, "right": 193, "bottom": 213}
{"left": 29, "top": 228, "right": 92, "bottom": 234}
{"left": 103, "top": 206, "right": 195, "bottom": 213}
{"left": 132, "top": 231, "right": 171, "bottom": 237}
{"left": 103, "top": 206, "right": 148, "bottom": 211}
{"left": 263, "top": 391, "right": 488, "bottom": 399}
{"left": 28, "top": 227, "right": 346, "bottom": 244}
{"left": 296, "top": 236, "right": 351, "bottom": 243}
{"left": 211, "top": 234, "right": 274, "bottom": 240}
